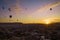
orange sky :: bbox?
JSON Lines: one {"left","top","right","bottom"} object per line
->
{"left": 0, "top": 0, "right": 60, "bottom": 24}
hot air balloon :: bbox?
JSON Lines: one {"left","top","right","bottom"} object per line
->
{"left": 25, "top": 8, "right": 27, "bottom": 10}
{"left": 50, "top": 8, "right": 52, "bottom": 10}
{"left": 9, "top": 15, "right": 12, "bottom": 18}
{"left": 8, "top": 8, "right": 11, "bottom": 11}
{"left": 2, "top": 6, "right": 5, "bottom": 10}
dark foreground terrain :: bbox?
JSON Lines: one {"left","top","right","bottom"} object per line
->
{"left": 0, "top": 22, "right": 60, "bottom": 40}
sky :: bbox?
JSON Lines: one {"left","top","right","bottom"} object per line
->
{"left": 0, "top": 0, "right": 60, "bottom": 24}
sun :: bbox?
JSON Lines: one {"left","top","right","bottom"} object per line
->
{"left": 43, "top": 18, "right": 60, "bottom": 24}
{"left": 43, "top": 19, "right": 52, "bottom": 24}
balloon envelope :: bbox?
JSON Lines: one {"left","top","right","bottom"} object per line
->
{"left": 50, "top": 8, "right": 52, "bottom": 10}
{"left": 9, "top": 15, "right": 12, "bottom": 18}
{"left": 2, "top": 6, "right": 5, "bottom": 10}
{"left": 8, "top": 8, "right": 11, "bottom": 11}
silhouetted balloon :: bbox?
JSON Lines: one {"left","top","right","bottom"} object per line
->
{"left": 9, "top": 15, "right": 12, "bottom": 18}
{"left": 25, "top": 8, "right": 27, "bottom": 10}
{"left": 50, "top": 8, "right": 52, "bottom": 10}
{"left": 8, "top": 8, "right": 11, "bottom": 11}
{"left": 2, "top": 6, "right": 5, "bottom": 10}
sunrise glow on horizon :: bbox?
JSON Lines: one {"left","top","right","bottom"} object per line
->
{"left": 0, "top": 0, "right": 60, "bottom": 23}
